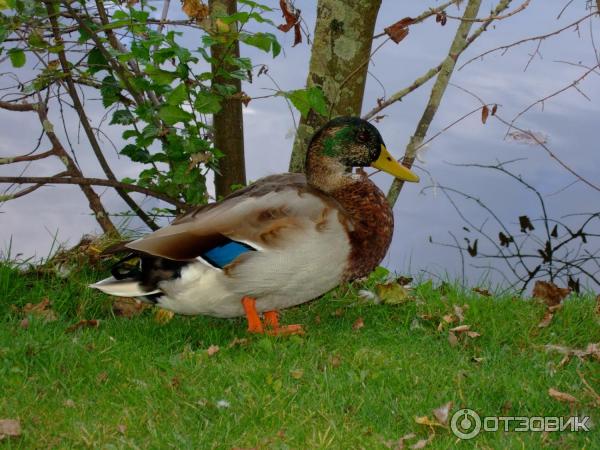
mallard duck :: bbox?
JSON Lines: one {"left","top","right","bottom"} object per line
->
{"left": 91, "top": 117, "right": 419, "bottom": 335}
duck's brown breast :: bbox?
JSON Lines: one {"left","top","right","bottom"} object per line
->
{"left": 331, "top": 178, "right": 394, "bottom": 281}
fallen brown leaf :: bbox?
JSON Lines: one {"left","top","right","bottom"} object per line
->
{"left": 533, "top": 280, "right": 570, "bottom": 307}
{"left": 228, "top": 337, "right": 249, "bottom": 348}
{"left": 289, "top": 369, "right": 304, "bottom": 379}
{"left": 544, "top": 342, "right": 600, "bottom": 363}
{"left": 0, "top": 419, "right": 21, "bottom": 440}
{"left": 414, "top": 416, "right": 438, "bottom": 427}
{"left": 411, "top": 436, "right": 433, "bottom": 449}
{"left": 432, "top": 401, "right": 453, "bottom": 426}
{"left": 472, "top": 287, "right": 491, "bottom": 297}
{"left": 207, "top": 345, "right": 220, "bottom": 356}
{"left": 453, "top": 304, "right": 467, "bottom": 322}
{"left": 155, "top": 308, "right": 174, "bottom": 324}
{"left": 22, "top": 298, "right": 58, "bottom": 322}
{"left": 19, "top": 318, "right": 29, "bottom": 329}
{"left": 112, "top": 297, "right": 150, "bottom": 318}
{"left": 595, "top": 295, "right": 600, "bottom": 316}
{"left": 375, "top": 282, "right": 412, "bottom": 305}
{"left": 548, "top": 388, "right": 578, "bottom": 403}
{"left": 352, "top": 317, "right": 365, "bottom": 331}
{"left": 330, "top": 355, "right": 342, "bottom": 368}
{"left": 466, "top": 331, "right": 481, "bottom": 339}
{"left": 448, "top": 331, "right": 458, "bottom": 347}
{"left": 450, "top": 325, "right": 470, "bottom": 333}
{"left": 538, "top": 310, "right": 555, "bottom": 328}
{"left": 117, "top": 424, "right": 127, "bottom": 434}
{"left": 97, "top": 371, "right": 108, "bottom": 383}
{"left": 66, "top": 319, "right": 99, "bottom": 333}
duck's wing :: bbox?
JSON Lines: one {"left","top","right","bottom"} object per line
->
{"left": 126, "top": 173, "right": 349, "bottom": 261}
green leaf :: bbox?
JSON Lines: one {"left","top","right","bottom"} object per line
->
{"left": 158, "top": 105, "right": 193, "bottom": 125}
{"left": 194, "top": 91, "right": 222, "bottom": 114}
{"left": 237, "top": 0, "right": 272, "bottom": 11}
{"left": 110, "top": 109, "right": 136, "bottom": 125}
{"left": 284, "top": 86, "right": 328, "bottom": 118}
{"left": 87, "top": 47, "right": 109, "bottom": 74}
{"left": 241, "top": 32, "right": 280, "bottom": 57}
{"left": 166, "top": 83, "right": 188, "bottom": 106}
{"left": 145, "top": 65, "right": 178, "bottom": 84}
{"left": 100, "top": 76, "right": 121, "bottom": 107}
{"left": 122, "top": 129, "right": 138, "bottom": 140}
{"left": 8, "top": 48, "right": 25, "bottom": 68}
{"left": 27, "top": 30, "right": 47, "bottom": 48}
{"left": 120, "top": 144, "right": 150, "bottom": 163}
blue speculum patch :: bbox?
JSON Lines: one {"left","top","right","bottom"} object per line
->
{"left": 201, "top": 240, "right": 255, "bottom": 268}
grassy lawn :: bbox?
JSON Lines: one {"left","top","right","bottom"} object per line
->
{"left": 0, "top": 260, "right": 598, "bottom": 449}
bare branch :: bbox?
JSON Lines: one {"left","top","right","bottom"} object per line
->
{"left": 0, "top": 176, "right": 187, "bottom": 209}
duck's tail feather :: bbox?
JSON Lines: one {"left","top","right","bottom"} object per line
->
{"left": 90, "top": 276, "right": 161, "bottom": 298}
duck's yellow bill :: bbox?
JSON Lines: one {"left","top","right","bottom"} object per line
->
{"left": 371, "top": 145, "right": 420, "bottom": 182}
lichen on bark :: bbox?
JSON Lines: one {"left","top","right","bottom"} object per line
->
{"left": 289, "top": 0, "right": 382, "bottom": 173}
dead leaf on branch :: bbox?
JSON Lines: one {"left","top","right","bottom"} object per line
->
{"left": 0, "top": 419, "right": 21, "bottom": 440}
{"left": 278, "top": 0, "right": 302, "bottom": 46}
{"left": 384, "top": 17, "right": 414, "bottom": 44}
{"left": 182, "top": 0, "right": 209, "bottom": 22}
{"left": 481, "top": 105, "right": 489, "bottom": 124}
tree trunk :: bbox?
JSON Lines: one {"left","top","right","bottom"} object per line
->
{"left": 289, "top": 0, "right": 382, "bottom": 173}
{"left": 209, "top": 0, "right": 246, "bottom": 198}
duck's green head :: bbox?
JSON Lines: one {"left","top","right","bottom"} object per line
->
{"left": 308, "top": 117, "right": 419, "bottom": 183}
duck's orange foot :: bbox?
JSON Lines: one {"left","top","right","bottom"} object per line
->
{"left": 241, "top": 297, "right": 304, "bottom": 336}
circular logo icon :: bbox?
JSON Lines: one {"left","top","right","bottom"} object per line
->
{"left": 450, "top": 408, "right": 482, "bottom": 440}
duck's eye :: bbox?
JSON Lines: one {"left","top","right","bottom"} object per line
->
{"left": 356, "top": 130, "right": 370, "bottom": 143}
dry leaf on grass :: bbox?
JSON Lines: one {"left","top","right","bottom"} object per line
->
{"left": 548, "top": 388, "right": 578, "bottom": 403}
{"left": 206, "top": 345, "right": 220, "bottom": 356}
{"left": 228, "top": 337, "right": 249, "bottom": 348}
{"left": 533, "top": 281, "right": 570, "bottom": 307}
{"left": 22, "top": 298, "right": 57, "bottom": 322}
{"left": 595, "top": 295, "right": 600, "bottom": 316}
{"left": 66, "top": 319, "right": 99, "bottom": 333}
{"left": 472, "top": 287, "right": 491, "bottom": 297}
{"left": 375, "top": 282, "right": 412, "bottom": 305}
{"left": 154, "top": 308, "right": 174, "bottom": 324}
{"left": 112, "top": 297, "right": 150, "bottom": 318}
{"left": 0, "top": 419, "right": 21, "bottom": 440}
{"left": 448, "top": 331, "right": 458, "bottom": 347}
{"left": 544, "top": 342, "right": 600, "bottom": 364}
{"left": 432, "top": 401, "right": 453, "bottom": 426}
{"left": 450, "top": 324, "right": 470, "bottom": 333}
{"left": 352, "top": 317, "right": 364, "bottom": 331}
{"left": 289, "top": 369, "right": 304, "bottom": 379}
{"left": 411, "top": 436, "right": 433, "bottom": 450}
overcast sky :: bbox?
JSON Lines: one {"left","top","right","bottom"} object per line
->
{"left": 1, "top": 0, "right": 599, "bottom": 289}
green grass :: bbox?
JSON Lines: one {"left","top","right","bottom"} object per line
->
{"left": 0, "top": 261, "right": 598, "bottom": 449}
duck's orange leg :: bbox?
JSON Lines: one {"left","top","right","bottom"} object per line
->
{"left": 241, "top": 297, "right": 304, "bottom": 336}
{"left": 242, "top": 296, "right": 263, "bottom": 333}
{"left": 264, "top": 310, "right": 304, "bottom": 336}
